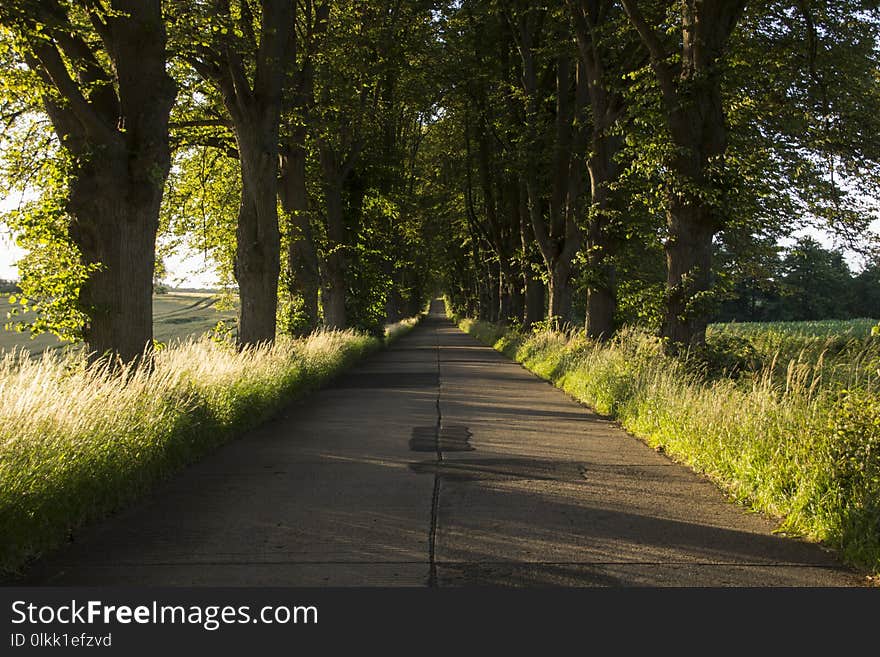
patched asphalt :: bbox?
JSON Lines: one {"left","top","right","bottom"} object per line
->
{"left": 14, "top": 301, "right": 865, "bottom": 586}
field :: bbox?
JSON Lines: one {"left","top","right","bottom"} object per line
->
{"left": 454, "top": 312, "right": 880, "bottom": 575}
{"left": 710, "top": 318, "right": 877, "bottom": 340}
{"left": 0, "top": 292, "right": 237, "bottom": 356}
{"left": 708, "top": 318, "right": 878, "bottom": 362}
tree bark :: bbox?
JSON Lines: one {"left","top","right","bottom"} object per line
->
{"left": 525, "top": 275, "right": 546, "bottom": 328}
{"left": 320, "top": 153, "right": 348, "bottom": 329}
{"left": 549, "top": 261, "right": 573, "bottom": 325}
{"left": 585, "top": 281, "right": 616, "bottom": 339}
{"left": 279, "top": 133, "right": 320, "bottom": 335}
{"left": 16, "top": 0, "right": 176, "bottom": 362}
{"left": 277, "top": 2, "right": 327, "bottom": 336}
{"left": 515, "top": 16, "right": 585, "bottom": 330}
{"left": 567, "top": 0, "right": 629, "bottom": 341}
{"left": 234, "top": 128, "right": 281, "bottom": 345}
{"left": 584, "top": 132, "right": 621, "bottom": 340}
{"left": 69, "top": 158, "right": 163, "bottom": 362}
{"left": 621, "top": 0, "right": 745, "bottom": 347}
{"left": 662, "top": 202, "right": 714, "bottom": 345}
{"left": 186, "top": 0, "right": 292, "bottom": 346}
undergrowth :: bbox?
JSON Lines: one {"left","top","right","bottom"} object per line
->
{"left": 455, "top": 314, "right": 880, "bottom": 577}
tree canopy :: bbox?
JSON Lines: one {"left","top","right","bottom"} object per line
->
{"left": 1, "top": 0, "right": 879, "bottom": 360}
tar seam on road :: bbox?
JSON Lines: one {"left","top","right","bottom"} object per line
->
{"left": 428, "top": 321, "right": 443, "bottom": 588}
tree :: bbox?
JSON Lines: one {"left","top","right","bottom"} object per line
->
{"left": 712, "top": 237, "right": 783, "bottom": 323}
{"left": 779, "top": 236, "right": 853, "bottom": 320}
{"left": 0, "top": 0, "right": 176, "bottom": 361}
{"left": 618, "top": 0, "right": 880, "bottom": 346}
{"left": 309, "top": 0, "right": 437, "bottom": 330}
{"left": 566, "top": 0, "right": 646, "bottom": 339}
{"left": 277, "top": 0, "right": 327, "bottom": 336}
{"left": 509, "top": 2, "right": 587, "bottom": 326}
{"left": 176, "top": 0, "right": 292, "bottom": 346}
{"left": 853, "top": 262, "right": 880, "bottom": 318}
{"left": 621, "top": 0, "right": 747, "bottom": 348}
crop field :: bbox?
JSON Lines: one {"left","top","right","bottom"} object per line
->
{"left": 709, "top": 318, "right": 877, "bottom": 358}
{"left": 709, "top": 318, "right": 877, "bottom": 340}
{"left": 706, "top": 318, "right": 880, "bottom": 388}
{"left": 0, "top": 292, "right": 237, "bottom": 356}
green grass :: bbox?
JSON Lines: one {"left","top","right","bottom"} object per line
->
{"left": 152, "top": 292, "right": 238, "bottom": 345}
{"left": 455, "top": 314, "right": 880, "bottom": 578}
{"left": 384, "top": 314, "right": 423, "bottom": 342}
{"left": 708, "top": 318, "right": 879, "bottom": 369}
{"left": 0, "top": 292, "right": 238, "bottom": 356}
{"left": 0, "top": 306, "right": 425, "bottom": 578}
{"left": 710, "top": 318, "right": 877, "bottom": 340}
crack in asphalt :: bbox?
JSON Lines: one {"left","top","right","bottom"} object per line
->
{"left": 428, "top": 320, "right": 443, "bottom": 588}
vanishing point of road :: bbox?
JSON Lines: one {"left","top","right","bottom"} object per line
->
{"left": 18, "top": 301, "right": 863, "bottom": 586}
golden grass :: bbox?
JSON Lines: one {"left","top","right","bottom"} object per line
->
{"left": 0, "top": 329, "right": 377, "bottom": 576}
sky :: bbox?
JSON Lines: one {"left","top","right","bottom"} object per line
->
{"left": 0, "top": 186, "right": 220, "bottom": 287}
{"left": 0, "top": 220, "right": 219, "bottom": 289}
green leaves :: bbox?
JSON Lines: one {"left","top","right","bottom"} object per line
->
{"left": 0, "top": 106, "right": 91, "bottom": 341}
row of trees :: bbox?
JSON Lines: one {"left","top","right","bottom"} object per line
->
{"left": 428, "top": 0, "right": 880, "bottom": 348}
{"left": 715, "top": 237, "right": 880, "bottom": 323}
{"left": 1, "top": 1, "right": 880, "bottom": 362}
{"left": 1, "top": 0, "right": 440, "bottom": 361}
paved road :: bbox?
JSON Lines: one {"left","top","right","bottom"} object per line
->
{"left": 16, "top": 301, "right": 863, "bottom": 586}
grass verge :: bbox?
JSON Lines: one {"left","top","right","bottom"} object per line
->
{"left": 454, "top": 315, "right": 880, "bottom": 578}
{"left": 0, "top": 317, "right": 422, "bottom": 577}
{"left": 384, "top": 313, "right": 424, "bottom": 343}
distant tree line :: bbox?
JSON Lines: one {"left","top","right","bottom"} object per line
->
{"left": 714, "top": 237, "right": 880, "bottom": 323}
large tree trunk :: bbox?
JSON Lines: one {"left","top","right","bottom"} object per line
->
{"left": 548, "top": 262, "right": 573, "bottom": 325}
{"left": 322, "top": 174, "right": 347, "bottom": 329}
{"left": 184, "top": 0, "right": 290, "bottom": 347}
{"left": 622, "top": 0, "right": 745, "bottom": 347}
{"left": 522, "top": 48, "right": 585, "bottom": 331}
{"left": 525, "top": 275, "right": 546, "bottom": 328}
{"left": 279, "top": 136, "right": 320, "bottom": 335}
{"left": 277, "top": 2, "right": 327, "bottom": 336}
{"left": 660, "top": 92, "right": 728, "bottom": 347}
{"left": 662, "top": 202, "right": 714, "bottom": 346}
{"left": 584, "top": 132, "right": 621, "bottom": 340}
{"left": 568, "top": 0, "right": 626, "bottom": 341}
{"left": 19, "top": 0, "right": 175, "bottom": 363}
{"left": 660, "top": 88, "right": 728, "bottom": 346}
{"left": 586, "top": 282, "right": 615, "bottom": 340}
{"left": 69, "top": 158, "right": 162, "bottom": 362}
{"left": 234, "top": 128, "right": 281, "bottom": 345}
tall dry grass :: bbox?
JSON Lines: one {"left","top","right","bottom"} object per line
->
{"left": 0, "top": 329, "right": 377, "bottom": 576}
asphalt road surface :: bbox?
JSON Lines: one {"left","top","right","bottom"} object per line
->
{"left": 16, "top": 301, "right": 864, "bottom": 586}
